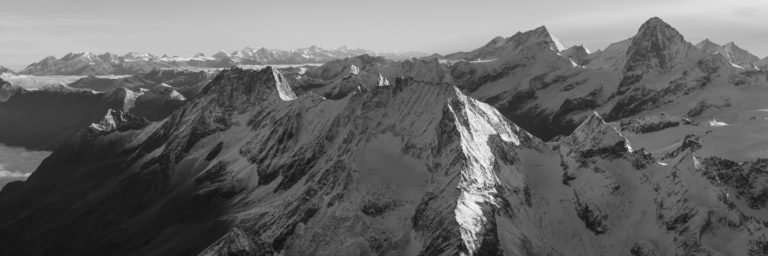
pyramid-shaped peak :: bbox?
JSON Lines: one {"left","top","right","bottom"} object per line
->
{"left": 621, "top": 16, "right": 698, "bottom": 73}
{"left": 641, "top": 17, "right": 669, "bottom": 27}
{"left": 636, "top": 17, "right": 681, "bottom": 36}
{"left": 563, "top": 111, "right": 634, "bottom": 155}
{"left": 696, "top": 39, "right": 721, "bottom": 54}
{"left": 697, "top": 39, "right": 719, "bottom": 47}
{"left": 532, "top": 25, "right": 550, "bottom": 34}
{"left": 484, "top": 36, "right": 506, "bottom": 48}
{"left": 566, "top": 44, "right": 591, "bottom": 54}
{"left": 516, "top": 25, "right": 565, "bottom": 51}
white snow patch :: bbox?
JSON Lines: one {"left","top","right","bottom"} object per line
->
{"left": 377, "top": 73, "right": 390, "bottom": 86}
{"left": 708, "top": 118, "right": 728, "bottom": 127}
{"left": 550, "top": 34, "right": 566, "bottom": 52}
{"left": 272, "top": 69, "right": 297, "bottom": 101}
{"left": 469, "top": 59, "right": 497, "bottom": 63}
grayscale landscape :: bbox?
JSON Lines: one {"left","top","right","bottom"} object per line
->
{"left": 1, "top": 0, "right": 768, "bottom": 255}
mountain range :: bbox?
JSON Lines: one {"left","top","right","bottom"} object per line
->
{"left": 15, "top": 46, "right": 428, "bottom": 76}
{"left": 1, "top": 17, "right": 768, "bottom": 256}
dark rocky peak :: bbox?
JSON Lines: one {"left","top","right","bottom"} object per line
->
{"left": 696, "top": 38, "right": 721, "bottom": 53}
{"left": 562, "top": 45, "right": 591, "bottom": 65}
{"left": 616, "top": 17, "right": 706, "bottom": 95}
{"left": 87, "top": 108, "right": 149, "bottom": 135}
{"left": 661, "top": 134, "right": 702, "bottom": 162}
{"left": 624, "top": 17, "right": 696, "bottom": 72}
{"left": 561, "top": 111, "right": 633, "bottom": 157}
{"left": 200, "top": 67, "right": 296, "bottom": 107}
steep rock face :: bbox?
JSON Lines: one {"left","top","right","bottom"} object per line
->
{"left": 561, "top": 45, "right": 590, "bottom": 66}
{"left": 617, "top": 17, "right": 705, "bottom": 95}
{"left": 560, "top": 112, "right": 633, "bottom": 158}
{"left": 88, "top": 108, "right": 150, "bottom": 135}
{"left": 126, "top": 86, "right": 188, "bottom": 121}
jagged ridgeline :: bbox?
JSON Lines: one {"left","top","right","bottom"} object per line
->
{"left": 2, "top": 16, "right": 768, "bottom": 256}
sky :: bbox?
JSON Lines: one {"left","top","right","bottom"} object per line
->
{"left": 2, "top": 0, "right": 768, "bottom": 69}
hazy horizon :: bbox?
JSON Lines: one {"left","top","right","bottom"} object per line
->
{"left": 3, "top": 0, "right": 768, "bottom": 69}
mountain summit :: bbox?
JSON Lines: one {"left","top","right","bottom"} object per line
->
{"left": 696, "top": 39, "right": 760, "bottom": 67}
{"left": 445, "top": 25, "right": 565, "bottom": 60}
{"left": 623, "top": 17, "right": 699, "bottom": 73}
{"left": 617, "top": 17, "right": 704, "bottom": 94}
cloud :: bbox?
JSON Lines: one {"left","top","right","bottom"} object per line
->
{"left": 0, "top": 168, "right": 31, "bottom": 180}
